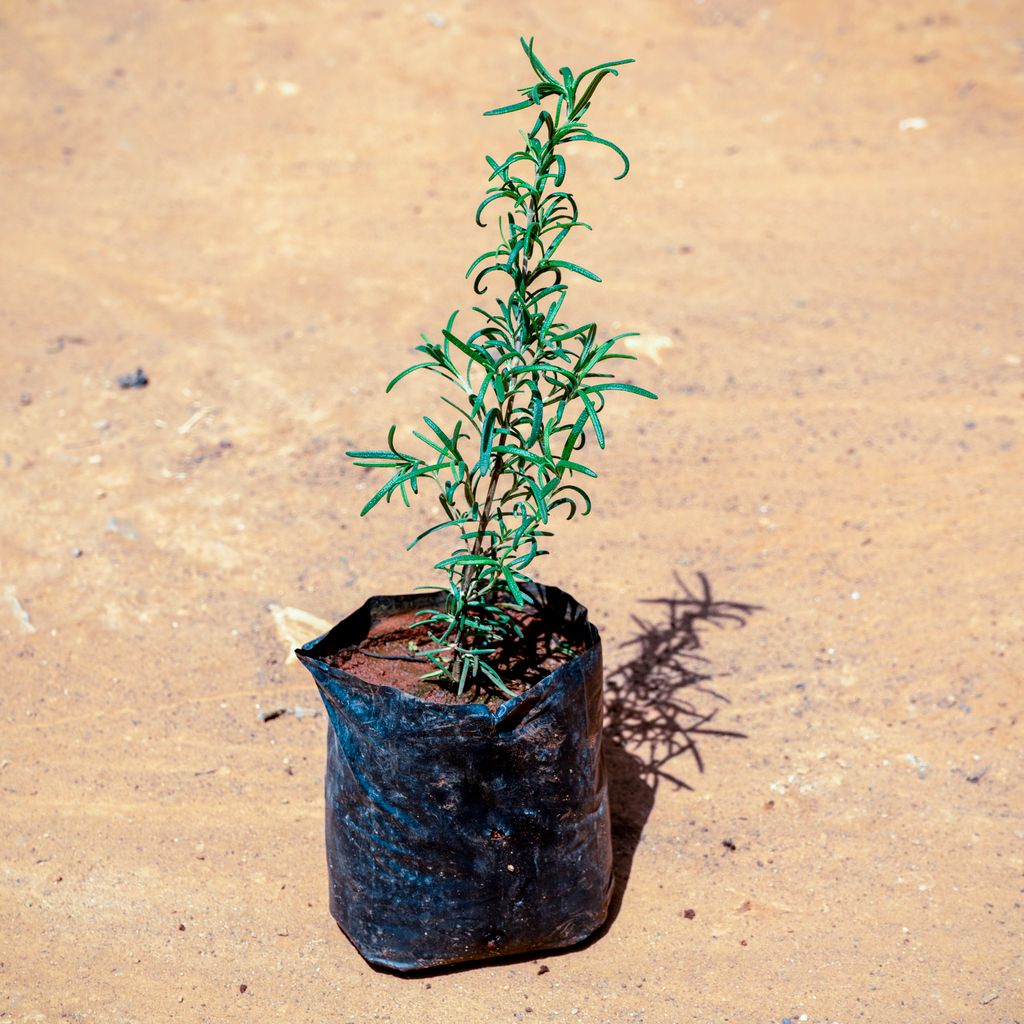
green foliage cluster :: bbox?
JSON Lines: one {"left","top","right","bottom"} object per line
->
{"left": 348, "top": 38, "right": 655, "bottom": 698}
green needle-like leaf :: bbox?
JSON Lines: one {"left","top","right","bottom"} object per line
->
{"left": 583, "top": 382, "right": 658, "bottom": 400}
{"left": 542, "top": 259, "right": 602, "bottom": 282}
{"left": 483, "top": 97, "right": 536, "bottom": 117}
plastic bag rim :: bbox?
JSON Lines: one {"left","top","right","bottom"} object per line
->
{"left": 294, "top": 583, "right": 600, "bottom": 723}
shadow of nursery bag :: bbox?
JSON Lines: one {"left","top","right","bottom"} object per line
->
{"left": 296, "top": 583, "right": 613, "bottom": 972}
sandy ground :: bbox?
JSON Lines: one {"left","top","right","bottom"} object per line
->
{"left": 2, "top": 1, "right": 1022, "bottom": 1021}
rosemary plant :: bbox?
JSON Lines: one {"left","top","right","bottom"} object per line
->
{"left": 348, "top": 38, "right": 656, "bottom": 697}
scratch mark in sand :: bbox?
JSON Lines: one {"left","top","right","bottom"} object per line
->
{"left": 3, "top": 585, "right": 36, "bottom": 633}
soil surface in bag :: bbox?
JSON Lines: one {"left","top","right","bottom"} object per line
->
{"left": 297, "top": 583, "right": 613, "bottom": 972}
{"left": 325, "top": 602, "right": 588, "bottom": 708}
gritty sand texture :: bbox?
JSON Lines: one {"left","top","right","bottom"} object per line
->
{"left": 1, "top": 1, "right": 1022, "bottom": 1021}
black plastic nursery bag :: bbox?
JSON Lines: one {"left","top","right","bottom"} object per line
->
{"left": 296, "top": 583, "right": 613, "bottom": 972}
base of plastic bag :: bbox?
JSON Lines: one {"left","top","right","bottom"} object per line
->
{"left": 296, "top": 583, "right": 613, "bottom": 972}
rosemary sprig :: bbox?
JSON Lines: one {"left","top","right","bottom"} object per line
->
{"left": 348, "top": 38, "right": 656, "bottom": 697}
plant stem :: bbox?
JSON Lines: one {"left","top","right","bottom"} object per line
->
{"left": 450, "top": 450, "right": 505, "bottom": 668}
{"left": 450, "top": 155, "right": 546, "bottom": 675}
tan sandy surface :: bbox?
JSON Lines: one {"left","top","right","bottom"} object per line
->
{"left": 2, "top": 1, "right": 1022, "bottom": 1021}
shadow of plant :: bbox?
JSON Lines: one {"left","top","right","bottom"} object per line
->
{"left": 603, "top": 572, "right": 760, "bottom": 919}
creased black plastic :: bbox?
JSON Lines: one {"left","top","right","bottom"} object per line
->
{"left": 295, "top": 582, "right": 613, "bottom": 972}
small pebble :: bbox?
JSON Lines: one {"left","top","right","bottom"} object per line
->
{"left": 116, "top": 367, "right": 149, "bottom": 389}
{"left": 239, "top": 984, "right": 247, "bottom": 994}
{"left": 537, "top": 964, "right": 550, "bottom": 976}
{"left": 71, "top": 547, "right": 83, "bottom": 558}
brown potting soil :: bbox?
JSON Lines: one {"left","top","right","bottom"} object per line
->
{"left": 326, "top": 605, "right": 587, "bottom": 707}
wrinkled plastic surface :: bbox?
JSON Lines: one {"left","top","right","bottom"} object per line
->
{"left": 296, "top": 583, "right": 613, "bottom": 972}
